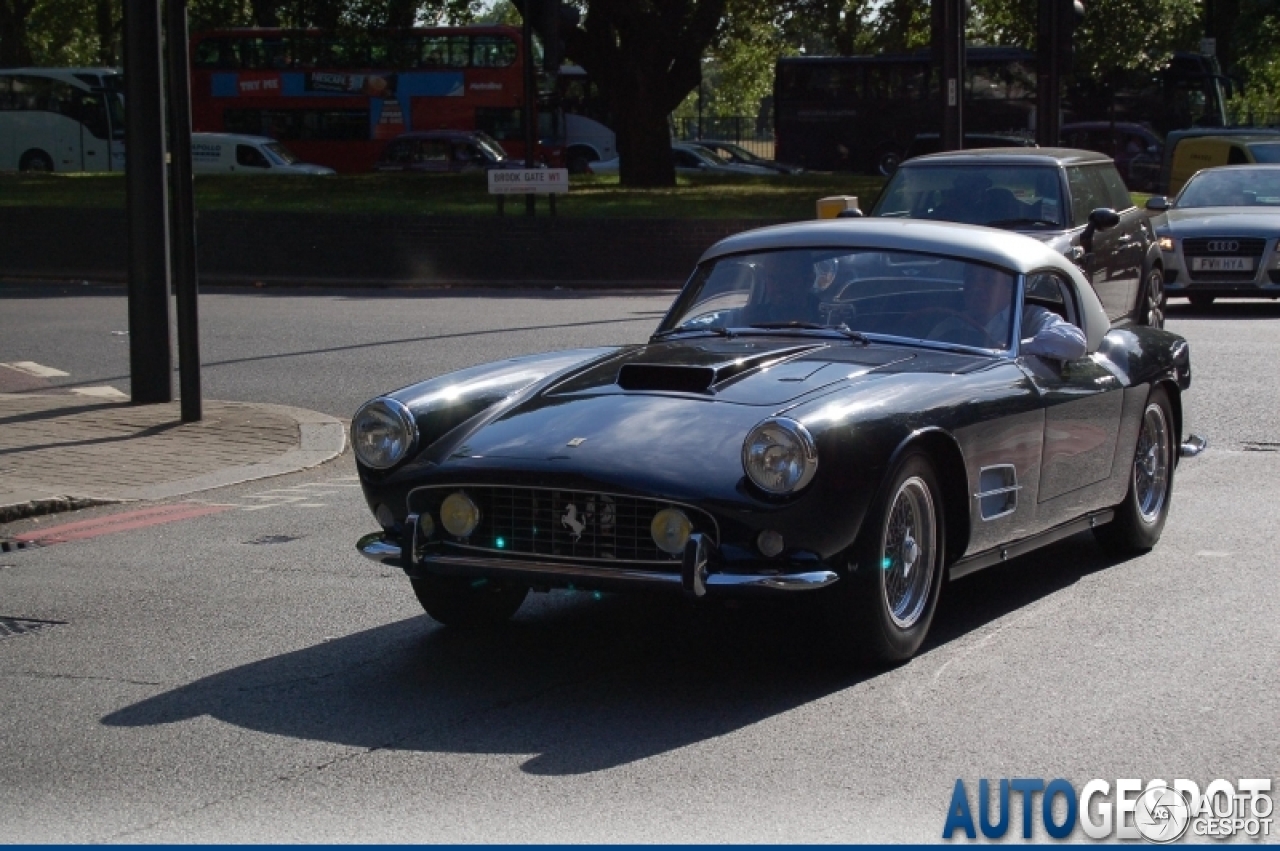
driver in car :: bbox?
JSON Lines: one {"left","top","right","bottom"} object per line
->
{"left": 735, "top": 252, "right": 825, "bottom": 326}
{"left": 929, "top": 263, "right": 1087, "bottom": 360}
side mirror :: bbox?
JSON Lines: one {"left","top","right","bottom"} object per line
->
{"left": 1080, "top": 207, "right": 1119, "bottom": 253}
{"left": 836, "top": 208, "right": 865, "bottom": 218}
{"left": 1145, "top": 196, "right": 1170, "bottom": 212}
{"left": 1087, "top": 208, "right": 1121, "bottom": 230}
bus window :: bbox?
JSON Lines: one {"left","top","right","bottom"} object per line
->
{"left": 472, "top": 35, "right": 516, "bottom": 68}
{"left": 476, "top": 106, "right": 522, "bottom": 142}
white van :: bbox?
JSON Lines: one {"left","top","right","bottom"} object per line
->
{"left": 190, "top": 133, "right": 334, "bottom": 175}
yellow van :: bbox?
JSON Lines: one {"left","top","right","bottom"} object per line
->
{"left": 1166, "top": 133, "right": 1280, "bottom": 195}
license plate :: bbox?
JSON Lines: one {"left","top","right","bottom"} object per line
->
{"left": 1191, "top": 256, "right": 1254, "bottom": 271}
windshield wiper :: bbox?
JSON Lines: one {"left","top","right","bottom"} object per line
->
{"left": 746, "top": 322, "right": 870, "bottom": 344}
{"left": 985, "top": 218, "right": 1061, "bottom": 228}
{"left": 651, "top": 325, "right": 735, "bottom": 341}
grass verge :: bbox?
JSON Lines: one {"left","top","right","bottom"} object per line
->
{"left": 0, "top": 171, "right": 887, "bottom": 219}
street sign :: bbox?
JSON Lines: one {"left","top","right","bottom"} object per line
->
{"left": 487, "top": 168, "right": 570, "bottom": 194}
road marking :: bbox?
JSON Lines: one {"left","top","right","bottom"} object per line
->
{"left": 1194, "top": 550, "right": 1234, "bottom": 558}
{"left": 70, "top": 386, "right": 128, "bottom": 399}
{"left": 1, "top": 361, "right": 68, "bottom": 378}
{"left": 14, "top": 503, "right": 232, "bottom": 545}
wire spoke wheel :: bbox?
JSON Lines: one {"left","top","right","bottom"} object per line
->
{"left": 1134, "top": 402, "right": 1170, "bottom": 523}
{"left": 880, "top": 476, "right": 937, "bottom": 629}
{"left": 1144, "top": 268, "right": 1165, "bottom": 328}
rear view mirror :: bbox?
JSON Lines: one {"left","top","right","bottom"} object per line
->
{"left": 1145, "top": 196, "right": 1170, "bottom": 212}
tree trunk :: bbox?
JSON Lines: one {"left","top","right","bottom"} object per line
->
{"left": 96, "top": 0, "right": 115, "bottom": 66}
{"left": 0, "top": 0, "right": 36, "bottom": 67}
{"left": 617, "top": 89, "right": 676, "bottom": 186}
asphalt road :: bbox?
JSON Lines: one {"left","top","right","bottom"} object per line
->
{"left": 1, "top": 282, "right": 1277, "bottom": 842}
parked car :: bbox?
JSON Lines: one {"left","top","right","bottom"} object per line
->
{"left": 190, "top": 133, "right": 334, "bottom": 175}
{"left": 869, "top": 148, "right": 1166, "bottom": 328}
{"left": 1159, "top": 128, "right": 1280, "bottom": 196}
{"left": 686, "top": 140, "right": 804, "bottom": 174}
{"left": 1145, "top": 164, "right": 1280, "bottom": 308}
{"left": 353, "top": 218, "right": 1200, "bottom": 665}
{"left": 589, "top": 142, "right": 776, "bottom": 176}
{"left": 373, "top": 130, "right": 527, "bottom": 173}
{"left": 1060, "top": 122, "right": 1163, "bottom": 192}
{"left": 892, "top": 133, "right": 1037, "bottom": 174}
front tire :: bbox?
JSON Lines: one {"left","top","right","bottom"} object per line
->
{"left": 410, "top": 574, "right": 528, "bottom": 628}
{"left": 824, "top": 451, "right": 945, "bottom": 665}
{"left": 1094, "top": 386, "right": 1175, "bottom": 555}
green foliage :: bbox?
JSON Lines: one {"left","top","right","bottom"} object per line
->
{"left": 969, "top": 0, "right": 1201, "bottom": 76}
{"left": 1227, "top": 0, "right": 1280, "bottom": 123}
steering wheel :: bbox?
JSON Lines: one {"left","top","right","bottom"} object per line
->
{"left": 904, "top": 307, "right": 1001, "bottom": 348}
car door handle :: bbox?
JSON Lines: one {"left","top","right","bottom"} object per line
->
{"left": 1116, "top": 235, "right": 1133, "bottom": 243}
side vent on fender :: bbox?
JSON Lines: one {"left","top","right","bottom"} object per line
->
{"left": 976, "top": 465, "right": 1020, "bottom": 521}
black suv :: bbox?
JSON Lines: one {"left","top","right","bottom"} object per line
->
{"left": 869, "top": 148, "right": 1165, "bottom": 327}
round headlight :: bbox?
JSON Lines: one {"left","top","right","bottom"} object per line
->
{"left": 742, "top": 417, "right": 819, "bottom": 494}
{"left": 351, "top": 397, "right": 417, "bottom": 470}
{"left": 440, "top": 492, "right": 480, "bottom": 538}
{"left": 650, "top": 508, "right": 692, "bottom": 555}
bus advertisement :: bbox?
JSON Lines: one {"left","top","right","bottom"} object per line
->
{"left": 189, "top": 26, "right": 615, "bottom": 173}
{"left": 774, "top": 47, "right": 1231, "bottom": 175}
{"left": 0, "top": 68, "right": 125, "bottom": 172}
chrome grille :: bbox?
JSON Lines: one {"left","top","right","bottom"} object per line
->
{"left": 410, "top": 485, "right": 719, "bottom": 564}
{"left": 1183, "top": 237, "right": 1268, "bottom": 281}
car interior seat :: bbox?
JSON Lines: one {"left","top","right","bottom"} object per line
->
{"left": 982, "top": 187, "right": 1022, "bottom": 223}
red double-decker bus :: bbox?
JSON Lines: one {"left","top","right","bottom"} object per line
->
{"left": 189, "top": 25, "right": 553, "bottom": 173}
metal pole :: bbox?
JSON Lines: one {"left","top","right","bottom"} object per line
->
{"left": 165, "top": 0, "right": 201, "bottom": 421}
{"left": 123, "top": 0, "right": 173, "bottom": 404}
{"left": 522, "top": 6, "right": 536, "bottom": 216}
{"left": 941, "top": 0, "right": 965, "bottom": 151}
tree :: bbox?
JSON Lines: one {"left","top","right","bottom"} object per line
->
{"left": 515, "top": 0, "right": 727, "bottom": 187}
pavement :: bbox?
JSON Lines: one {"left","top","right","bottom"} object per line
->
{"left": 0, "top": 391, "right": 347, "bottom": 524}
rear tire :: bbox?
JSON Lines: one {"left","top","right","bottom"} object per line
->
{"left": 1094, "top": 386, "right": 1175, "bottom": 555}
{"left": 19, "top": 149, "right": 54, "bottom": 172}
{"left": 1138, "top": 266, "right": 1165, "bottom": 328}
{"left": 823, "top": 451, "right": 945, "bottom": 665}
{"left": 410, "top": 574, "right": 528, "bottom": 628}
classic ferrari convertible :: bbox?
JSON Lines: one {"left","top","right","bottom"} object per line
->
{"left": 354, "top": 219, "right": 1202, "bottom": 664}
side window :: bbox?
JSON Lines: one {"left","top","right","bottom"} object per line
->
{"left": 1065, "top": 166, "right": 1098, "bottom": 225}
{"left": 1228, "top": 145, "right": 1249, "bottom": 165}
{"left": 1024, "top": 271, "right": 1078, "bottom": 327}
{"left": 673, "top": 149, "right": 700, "bottom": 168}
{"left": 235, "top": 144, "right": 271, "bottom": 168}
{"left": 1096, "top": 165, "right": 1134, "bottom": 210}
{"left": 381, "top": 140, "right": 411, "bottom": 165}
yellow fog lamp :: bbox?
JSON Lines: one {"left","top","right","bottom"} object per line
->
{"left": 650, "top": 508, "right": 692, "bottom": 555}
{"left": 440, "top": 492, "right": 481, "bottom": 538}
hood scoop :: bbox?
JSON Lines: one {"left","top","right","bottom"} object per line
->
{"left": 615, "top": 346, "right": 817, "bottom": 395}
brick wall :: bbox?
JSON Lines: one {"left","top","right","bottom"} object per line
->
{"left": 0, "top": 208, "right": 793, "bottom": 287}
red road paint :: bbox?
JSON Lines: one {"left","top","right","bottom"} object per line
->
{"left": 15, "top": 503, "right": 232, "bottom": 544}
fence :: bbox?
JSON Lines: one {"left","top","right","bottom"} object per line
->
{"left": 672, "top": 116, "right": 775, "bottom": 159}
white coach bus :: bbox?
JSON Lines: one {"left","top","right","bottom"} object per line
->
{"left": 0, "top": 68, "right": 125, "bottom": 172}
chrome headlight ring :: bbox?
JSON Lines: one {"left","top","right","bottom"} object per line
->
{"left": 742, "top": 417, "right": 819, "bottom": 495}
{"left": 351, "top": 397, "right": 418, "bottom": 470}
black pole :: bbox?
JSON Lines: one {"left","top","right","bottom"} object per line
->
{"left": 941, "top": 0, "right": 965, "bottom": 151}
{"left": 165, "top": 0, "right": 201, "bottom": 422}
{"left": 522, "top": 5, "right": 536, "bottom": 216}
{"left": 123, "top": 0, "right": 173, "bottom": 404}
{"left": 1035, "top": 0, "right": 1062, "bottom": 145}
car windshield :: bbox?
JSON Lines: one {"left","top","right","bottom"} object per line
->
{"left": 1248, "top": 142, "right": 1280, "bottom": 163}
{"left": 263, "top": 142, "right": 300, "bottom": 165}
{"left": 1177, "top": 168, "right": 1280, "bottom": 207}
{"left": 657, "top": 248, "right": 1018, "bottom": 352}
{"left": 473, "top": 133, "right": 508, "bottom": 161}
{"left": 873, "top": 165, "right": 1064, "bottom": 228}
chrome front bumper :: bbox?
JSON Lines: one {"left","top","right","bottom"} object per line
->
{"left": 356, "top": 531, "right": 839, "bottom": 597}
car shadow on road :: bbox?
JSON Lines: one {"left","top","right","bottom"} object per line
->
{"left": 1165, "top": 300, "right": 1280, "bottom": 321}
{"left": 102, "top": 531, "right": 1121, "bottom": 775}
